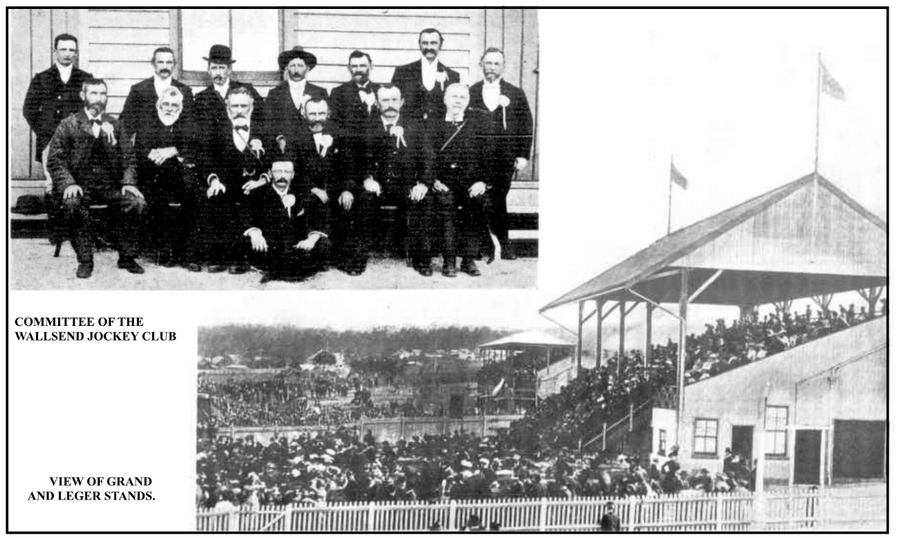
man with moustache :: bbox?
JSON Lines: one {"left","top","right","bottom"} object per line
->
{"left": 185, "top": 86, "right": 268, "bottom": 274}
{"left": 119, "top": 47, "right": 194, "bottom": 142}
{"left": 128, "top": 86, "right": 195, "bottom": 267}
{"left": 23, "top": 34, "right": 93, "bottom": 193}
{"left": 242, "top": 158, "right": 331, "bottom": 283}
{"left": 360, "top": 84, "right": 433, "bottom": 276}
{"left": 266, "top": 48, "right": 328, "bottom": 152}
{"left": 391, "top": 28, "right": 460, "bottom": 122}
{"left": 469, "top": 48, "right": 533, "bottom": 261}
{"left": 47, "top": 79, "right": 147, "bottom": 279}
{"left": 329, "top": 50, "right": 380, "bottom": 137}
{"left": 426, "top": 83, "right": 490, "bottom": 278}
{"left": 193, "top": 45, "right": 264, "bottom": 136}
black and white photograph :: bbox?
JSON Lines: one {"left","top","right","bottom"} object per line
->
{"left": 10, "top": 8, "right": 539, "bottom": 289}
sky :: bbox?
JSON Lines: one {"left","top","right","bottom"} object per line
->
{"left": 202, "top": 9, "right": 886, "bottom": 342}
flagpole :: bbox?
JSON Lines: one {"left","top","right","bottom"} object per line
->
{"left": 814, "top": 52, "right": 821, "bottom": 179}
{"left": 667, "top": 155, "right": 673, "bottom": 235}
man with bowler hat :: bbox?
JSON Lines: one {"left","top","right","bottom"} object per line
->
{"left": 194, "top": 44, "right": 264, "bottom": 136}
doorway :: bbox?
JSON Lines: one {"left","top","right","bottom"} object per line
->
{"left": 731, "top": 425, "right": 753, "bottom": 462}
{"left": 794, "top": 429, "right": 822, "bottom": 484}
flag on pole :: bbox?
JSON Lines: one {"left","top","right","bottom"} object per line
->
{"left": 670, "top": 161, "right": 689, "bottom": 189}
{"left": 491, "top": 378, "right": 506, "bottom": 397}
{"left": 820, "top": 61, "right": 846, "bottom": 101}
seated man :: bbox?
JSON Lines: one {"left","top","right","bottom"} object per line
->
{"left": 47, "top": 78, "right": 146, "bottom": 279}
{"left": 129, "top": 86, "right": 195, "bottom": 267}
{"left": 425, "top": 83, "right": 491, "bottom": 277}
{"left": 242, "top": 159, "right": 330, "bottom": 283}
{"left": 360, "top": 84, "right": 433, "bottom": 275}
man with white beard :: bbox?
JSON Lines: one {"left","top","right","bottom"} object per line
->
{"left": 128, "top": 86, "right": 195, "bottom": 267}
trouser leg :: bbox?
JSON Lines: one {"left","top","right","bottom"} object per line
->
{"left": 112, "top": 191, "right": 147, "bottom": 261}
{"left": 458, "top": 192, "right": 491, "bottom": 260}
{"left": 490, "top": 171, "right": 513, "bottom": 246}
{"left": 405, "top": 194, "right": 433, "bottom": 267}
{"left": 433, "top": 190, "right": 457, "bottom": 261}
{"left": 62, "top": 195, "right": 93, "bottom": 264}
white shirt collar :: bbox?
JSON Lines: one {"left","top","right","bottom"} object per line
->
{"left": 214, "top": 79, "right": 230, "bottom": 98}
{"left": 288, "top": 79, "right": 307, "bottom": 91}
{"left": 381, "top": 115, "right": 400, "bottom": 128}
{"left": 84, "top": 108, "right": 101, "bottom": 121}
{"left": 421, "top": 57, "right": 439, "bottom": 71}
{"left": 56, "top": 62, "right": 73, "bottom": 75}
{"left": 483, "top": 78, "right": 501, "bottom": 89}
{"left": 445, "top": 113, "right": 465, "bottom": 122}
{"left": 153, "top": 74, "right": 172, "bottom": 95}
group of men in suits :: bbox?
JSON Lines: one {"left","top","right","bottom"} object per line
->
{"left": 24, "top": 28, "right": 533, "bottom": 282}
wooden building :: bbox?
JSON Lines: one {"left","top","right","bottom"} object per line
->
{"left": 10, "top": 8, "right": 539, "bottom": 245}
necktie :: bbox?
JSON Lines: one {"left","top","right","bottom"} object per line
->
{"left": 90, "top": 119, "right": 102, "bottom": 126}
{"left": 234, "top": 125, "right": 249, "bottom": 132}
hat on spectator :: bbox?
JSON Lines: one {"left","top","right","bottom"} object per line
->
{"left": 203, "top": 44, "right": 236, "bottom": 65}
{"left": 278, "top": 47, "right": 317, "bottom": 71}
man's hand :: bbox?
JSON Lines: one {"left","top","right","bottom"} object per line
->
{"left": 515, "top": 157, "right": 529, "bottom": 171}
{"left": 242, "top": 176, "right": 267, "bottom": 195}
{"left": 363, "top": 177, "right": 381, "bottom": 195}
{"left": 410, "top": 183, "right": 428, "bottom": 202}
{"left": 339, "top": 191, "right": 354, "bottom": 210}
{"left": 121, "top": 185, "right": 144, "bottom": 199}
{"left": 468, "top": 181, "right": 486, "bottom": 197}
{"left": 311, "top": 187, "right": 329, "bottom": 204}
{"left": 433, "top": 180, "right": 449, "bottom": 193}
{"left": 63, "top": 185, "right": 83, "bottom": 199}
{"left": 249, "top": 138, "right": 265, "bottom": 159}
{"left": 277, "top": 136, "right": 287, "bottom": 153}
{"left": 295, "top": 234, "right": 320, "bottom": 251}
{"left": 148, "top": 147, "right": 178, "bottom": 166}
{"left": 207, "top": 178, "right": 226, "bottom": 198}
{"left": 246, "top": 228, "right": 268, "bottom": 252}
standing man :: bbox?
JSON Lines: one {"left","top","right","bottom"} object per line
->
{"left": 47, "top": 78, "right": 146, "bottom": 279}
{"left": 361, "top": 84, "right": 433, "bottom": 276}
{"left": 266, "top": 47, "right": 328, "bottom": 151}
{"left": 329, "top": 50, "right": 380, "bottom": 138}
{"left": 391, "top": 28, "right": 460, "bottom": 122}
{"left": 186, "top": 86, "right": 268, "bottom": 274}
{"left": 469, "top": 48, "right": 533, "bottom": 260}
{"left": 23, "top": 34, "right": 93, "bottom": 192}
{"left": 599, "top": 501, "right": 621, "bottom": 531}
{"left": 194, "top": 45, "right": 264, "bottom": 136}
{"left": 128, "top": 86, "right": 195, "bottom": 267}
{"left": 119, "top": 46, "right": 194, "bottom": 142}
{"left": 426, "top": 83, "right": 490, "bottom": 278}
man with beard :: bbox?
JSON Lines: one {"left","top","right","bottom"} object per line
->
{"left": 266, "top": 48, "right": 328, "bottom": 152}
{"left": 329, "top": 50, "right": 380, "bottom": 138}
{"left": 186, "top": 86, "right": 268, "bottom": 274}
{"left": 425, "top": 83, "right": 490, "bottom": 278}
{"left": 23, "top": 34, "right": 93, "bottom": 193}
{"left": 119, "top": 47, "right": 194, "bottom": 142}
{"left": 128, "top": 86, "right": 195, "bottom": 267}
{"left": 194, "top": 45, "right": 264, "bottom": 136}
{"left": 242, "top": 159, "right": 331, "bottom": 283}
{"left": 469, "top": 48, "right": 533, "bottom": 260}
{"left": 359, "top": 84, "right": 433, "bottom": 276}
{"left": 391, "top": 28, "right": 460, "bottom": 122}
{"left": 47, "top": 78, "right": 147, "bottom": 279}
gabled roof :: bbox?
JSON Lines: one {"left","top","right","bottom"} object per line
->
{"left": 479, "top": 331, "right": 575, "bottom": 349}
{"left": 542, "top": 174, "right": 886, "bottom": 311}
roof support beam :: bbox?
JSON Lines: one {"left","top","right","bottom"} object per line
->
{"left": 601, "top": 301, "right": 620, "bottom": 321}
{"left": 595, "top": 299, "right": 604, "bottom": 370}
{"left": 625, "top": 288, "right": 684, "bottom": 322}
{"left": 538, "top": 311, "right": 578, "bottom": 338}
{"left": 688, "top": 269, "right": 724, "bottom": 304}
{"left": 624, "top": 301, "right": 640, "bottom": 317}
{"left": 581, "top": 305, "right": 598, "bottom": 325}
{"left": 676, "top": 268, "right": 689, "bottom": 449}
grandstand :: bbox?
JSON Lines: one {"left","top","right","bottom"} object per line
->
{"left": 541, "top": 173, "right": 886, "bottom": 488}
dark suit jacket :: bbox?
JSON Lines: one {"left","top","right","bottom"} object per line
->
{"left": 46, "top": 109, "right": 133, "bottom": 193}
{"left": 329, "top": 81, "right": 380, "bottom": 137}
{"left": 193, "top": 80, "right": 264, "bottom": 138}
{"left": 119, "top": 77, "right": 195, "bottom": 141}
{"left": 201, "top": 120, "right": 268, "bottom": 203}
{"left": 391, "top": 59, "right": 460, "bottom": 121}
{"left": 424, "top": 111, "right": 489, "bottom": 193}
{"left": 264, "top": 80, "right": 328, "bottom": 143}
{"left": 23, "top": 64, "right": 94, "bottom": 161}
{"left": 361, "top": 115, "right": 429, "bottom": 197}
{"left": 129, "top": 115, "right": 194, "bottom": 188}
{"left": 469, "top": 79, "right": 534, "bottom": 163}
{"left": 244, "top": 183, "right": 330, "bottom": 247}
{"left": 289, "top": 126, "right": 355, "bottom": 196}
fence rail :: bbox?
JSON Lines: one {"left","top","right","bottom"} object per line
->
{"left": 196, "top": 485, "right": 886, "bottom": 532}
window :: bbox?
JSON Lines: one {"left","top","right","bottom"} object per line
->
{"left": 693, "top": 418, "right": 718, "bottom": 456}
{"left": 765, "top": 405, "right": 788, "bottom": 457}
{"left": 658, "top": 429, "right": 667, "bottom": 454}
{"left": 178, "top": 9, "right": 283, "bottom": 82}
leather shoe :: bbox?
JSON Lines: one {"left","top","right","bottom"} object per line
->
{"left": 117, "top": 259, "right": 145, "bottom": 274}
{"left": 208, "top": 264, "right": 227, "bottom": 273}
{"left": 228, "top": 264, "right": 249, "bottom": 275}
{"left": 185, "top": 263, "right": 202, "bottom": 272}
{"left": 76, "top": 263, "right": 93, "bottom": 279}
{"left": 460, "top": 259, "right": 481, "bottom": 277}
{"left": 418, "top": 266, "right": 433, "bottom": 277}
{"left": 442, "top": 264, "right": 457, "bottom": 278}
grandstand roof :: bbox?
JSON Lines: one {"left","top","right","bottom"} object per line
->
{"left": 479, "top": 331, "right": 575, "bottom": 349}
{"left": 543, "top": 174, "right": 887, "bottom": 310}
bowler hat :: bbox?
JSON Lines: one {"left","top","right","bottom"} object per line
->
{"left": 11, "top": 194, "right": 46, "bottom": 216}
{"left": 278, "top": 47, "right": 317, "bottom": 71}
{"left": 203, "top": 44, "right": 236, "bottom": 65}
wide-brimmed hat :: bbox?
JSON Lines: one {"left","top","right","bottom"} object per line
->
{"left": 11, "top": 194, "right": 46, "bottom": 216}
{"left": 203, "top": 44, "right": 235, "bottom": 65}
{"left": 278, "top": 47, "right": 317, "bottom": 71}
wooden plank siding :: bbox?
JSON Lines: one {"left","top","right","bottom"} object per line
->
{"left": 11, "top": 8, "right": 539, "bottom": 194}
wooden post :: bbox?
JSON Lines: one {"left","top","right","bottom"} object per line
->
{"left": 629, "top": 402, "right": 634, "bottom": 432}
{"left": 539, "top": 496, "right": 548, "bottom": 531}
{"left": 618, "top": 300, "right": 626, "bottom": 378}
{"left": 645, "top": 302, "right": 654, "bottom": 368}
{"left": 676, "top": 269, "right": 689, "bottom": 448}
{"left": 716, "top": 494, "right": 724, "bottom": 531}
{"left": 602, "top": 422, "right": 608, "bottom": 451}
{"left": 448, "top": 500, "right": 457, "bottom": 531}
{"left": 596, "top": 299, "right": 604, "bottom": 369}
{"left": 576, "top": 302, "right": 584, "bottom": 374}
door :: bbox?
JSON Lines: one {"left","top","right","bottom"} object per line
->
{"left": 731, "top": 425, "right": 753, "bottom": 462}
{"left": 794, "top": 429, "right": 822, "bottom": 485}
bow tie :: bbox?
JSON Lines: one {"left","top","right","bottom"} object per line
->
{"left": 357, "top": 85, "right": 372, "bottom": 93}
{"left": 89, "top": 119, "right": 102, "bottom": 126}
{"left": 233, "top": 125, "right": 249, "bottom": 132}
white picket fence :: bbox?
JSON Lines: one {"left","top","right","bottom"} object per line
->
{"left": 196, "top": 485, "right": 886, "bottom": 532}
